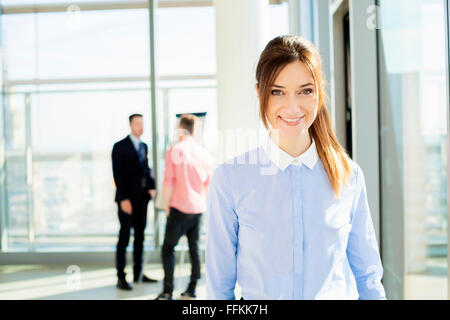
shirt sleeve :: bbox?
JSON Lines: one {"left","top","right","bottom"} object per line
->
{"left": 163, "top": 148, "right": 175, "bottom": 187}
{"left": 346, "top": 165, "right": 387, "bottom": 300}
{"left": 205, "top": 164, "right": 239, "bottom": 300}
{"left": 111, "top": 143, "right": 129, "bottom": 202}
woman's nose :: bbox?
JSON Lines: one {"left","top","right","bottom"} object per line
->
{"left": 286, "top": 94, "right": 300, "bottom": 113}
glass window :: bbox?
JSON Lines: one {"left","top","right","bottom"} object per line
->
{"left": 0, "top": 83, "right": 5, "bottom": 252}
{"left": 4, "top": 95, "right": 28, "bottom": 239}
{"left": 269, "top": 1, "right": 290, "bottom": 38}
{"left": 4, "top": 90, "right": 155, "bottom": 250}
{"left": 32, "top": 90, "right": 151, "bottom": 236}
{"left": 31, "top": 91, "right": 152, "bottom": 154}
{"left": 0, "top": 4, "right": 156, "bottom": 251}
{"left": 156, "top": 6, "right": 216, "bottom": 76}
{"left": 1, "top": 13, "right": 37, "bottom": 80}
{"left": 378, "top": 0, "right": 448, "bottom": 299}
{"left": 2, "top": 9, "right": 150, "bottom": 80}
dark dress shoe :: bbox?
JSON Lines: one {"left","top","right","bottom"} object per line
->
{"left": 117, "top": 278, "right": 133, "bottom": 291}
{"left": 155, "top": 292, "right": 172, "bottom": 300}
{"left": 180, "top": 290, "right": 197, "bottom": 300}
{"left": 134, "top": 274, "right": 158, "bottom": 283}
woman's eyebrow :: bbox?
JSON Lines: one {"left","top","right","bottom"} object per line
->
{"left": 272, "top": 83, "right": 315, "bottom": 88}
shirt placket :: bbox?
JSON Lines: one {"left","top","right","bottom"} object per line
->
{"left": 291, "top": 165, "right": 304, "bottom": 299}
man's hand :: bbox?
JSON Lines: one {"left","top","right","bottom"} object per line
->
{"left": 149, "top": 189, "right": 157, "bottom": 199}
{"left": 120, "top": 199, "right": 133, "bottom": 215}
{"left": 165, "top": 205, "right": 170, "bottom": 217}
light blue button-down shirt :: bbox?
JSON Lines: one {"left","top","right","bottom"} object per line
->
{"left": 205, "top": 135, "right": 386, "bottom": 300}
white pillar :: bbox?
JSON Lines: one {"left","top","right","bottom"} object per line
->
{"left": 214, "top": 0, "right": 271, "bottom": 160}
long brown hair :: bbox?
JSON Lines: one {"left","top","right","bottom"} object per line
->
{"left": 256, "top": 35, "right": 351, "bottom": 198}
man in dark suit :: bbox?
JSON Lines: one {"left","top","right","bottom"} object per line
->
{"left": 112, "top": 113, "right": 158, "bottom": 290}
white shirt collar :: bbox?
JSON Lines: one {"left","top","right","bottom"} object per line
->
{"left": 262, "top": 134, "right": 319, "bottom": 171}
{"left": 129, "top": 134, "right": 141, "bottom": 150}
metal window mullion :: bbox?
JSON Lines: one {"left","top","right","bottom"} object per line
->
{"left": 148, "top": 0, "right": 160, "bottom": 251}
{"left": 24, "top": 93, "right": 35, "bottom": 244}
{"left": 298, "top": 0, "right": 314, "bottom": 41}
{"left": 4, "top": 74, "right": 216, "bottom": 87}
{"left": 375, "top": 0, "right": 383, "bottom": 274}
{"left": 0, "top": 1, "right": 216, "bottom": 15}
{"left": 288, "top": 0, "right": 300, "bottom": 35}
{"left": 313, "top": 0, "right": 331, "bottom": 82}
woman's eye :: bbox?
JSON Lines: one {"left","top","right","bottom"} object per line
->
{"left": 300, "top": 88, "right": 314, "bottom": 95}
{"left": 271, "top": 90, "right": 283, "bottom": 96}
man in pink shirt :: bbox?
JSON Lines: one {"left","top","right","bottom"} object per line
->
{"left": 155, "top": 115, "right": 212, "bottom": 300}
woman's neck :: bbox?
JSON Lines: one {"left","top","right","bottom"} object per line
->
{"left": 270, "top": 130, "right": 312, "bottom": 158}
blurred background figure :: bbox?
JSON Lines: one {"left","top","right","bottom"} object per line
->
{"left": 155, "top": 115, "right": 212, "bottom": 300}
{"left": 112, "top": 114, "right": 157, "bottom": 291}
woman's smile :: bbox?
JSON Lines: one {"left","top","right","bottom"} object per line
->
{"left": 278, "top": 115, "right": 305, "bottom": 126}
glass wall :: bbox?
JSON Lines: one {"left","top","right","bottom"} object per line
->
{"left": 378, "top": 0, "right": 448, "bottom": 299}
{"left": 1, "top": 4, "right": 153, "bottom": 251}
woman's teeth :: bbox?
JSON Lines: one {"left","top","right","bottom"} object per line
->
{"left": 280, "top": 116, "right": 304, "bottom": 123}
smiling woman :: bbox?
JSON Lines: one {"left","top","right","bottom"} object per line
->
{"left": 205, "top": 35, "right": 386, "bottom": 300}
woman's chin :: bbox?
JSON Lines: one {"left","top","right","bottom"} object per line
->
{"left": 278, "top": 125, "right": 307, "bottom": 138}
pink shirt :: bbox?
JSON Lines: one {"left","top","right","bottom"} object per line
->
{"left": 163, "top": 137, "right": 212, "bottom": 214}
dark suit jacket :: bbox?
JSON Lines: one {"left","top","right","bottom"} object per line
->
{"left": 112, "top": 136, "right": 156, "bottom": 203}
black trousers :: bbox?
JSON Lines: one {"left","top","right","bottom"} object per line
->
{"left": 116, "top": 197, "right": 149, "bottom": 280}
{"left": 162, "top": 207, "right": 202, "bottom": 294}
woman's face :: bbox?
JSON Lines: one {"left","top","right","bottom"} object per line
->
{"left": 262, "top": 60, "right": 319, "bottom": 138}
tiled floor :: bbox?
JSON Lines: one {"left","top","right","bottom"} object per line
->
{"left": 0, "top": 263, "right": 208, "bottom": 300}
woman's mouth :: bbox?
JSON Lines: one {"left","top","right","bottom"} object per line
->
{"left": 279, "top": 115, "right": 305, "bottom": 126}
